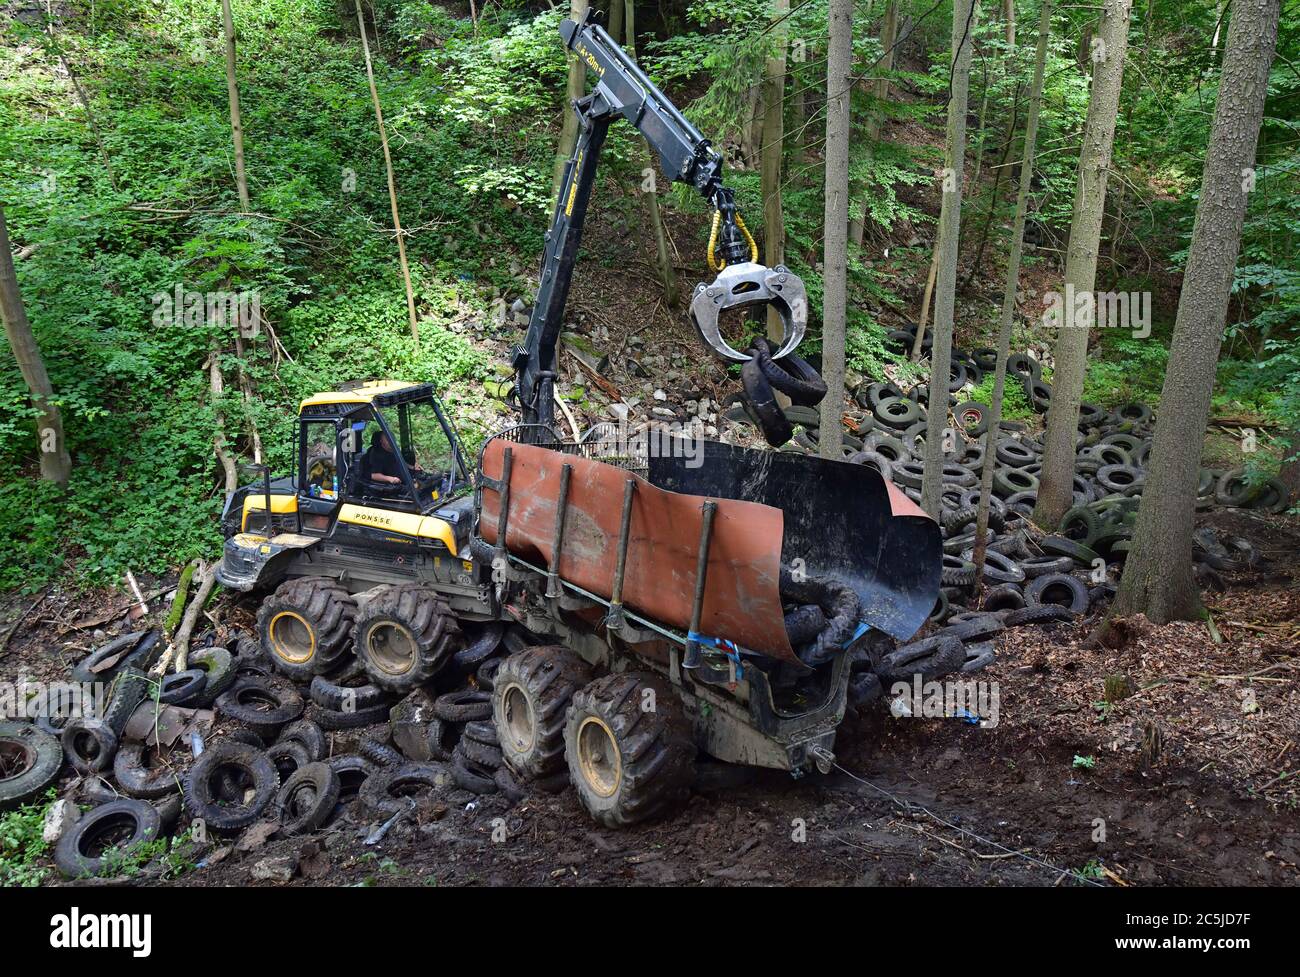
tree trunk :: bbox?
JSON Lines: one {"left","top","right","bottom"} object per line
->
{"left": 1033, "top": 0, "right": 1132, "bottom": 529}
{"left": 849, "top": 1, "right": 897, "bottom": 248}
{"left": 208, "top": 348, "right": 238, "bottom": 499}
{"left": 1278, "top": 428, "right": 1300, "bottom": 507}
{"left": 356, "top": 0, "right": 420, "bottom": 350}
{"left": 552, "top": 0, "right": 592, "bottom": 203}
{"left": 762, "top": 0, "right": 789, "bottom": 339}
{"left": 911, "top": 241, "right": 939, "bottom": 360}
{"left": 972, "top": 0, "right": 1051, "bottom": 589}
{"left": 818, "top": 0, "right": 854, "bottom": 459}
{"left": 1110, "top": 0, "right": 1279, "bottom": 625}
{"left": 625, "top": 0, "right": 677, "bottom": 307}
{"left": 1004, "top": 0, "right": 1016, "bottom": 46}
{"left": 0, "top": 205, "right": 71, "bottom": 487}
{"left": 919, "top": 0, "right": 976, "bottom": 517}
{"left": 608, "top": 0, "right": 624, "bottom": 49}
{"left": 220, "top": 0, "right": 251, "bottom": 212}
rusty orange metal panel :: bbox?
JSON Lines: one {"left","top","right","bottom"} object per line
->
{"left": 480, "top": 440, "right": 798, "bottom": 664}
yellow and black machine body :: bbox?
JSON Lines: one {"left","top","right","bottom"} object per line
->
{"left": 211, "top": 12, "right": 941, "bottom": 823}
{"left": 215, "top": 380, "right": 491, "bottom": 617}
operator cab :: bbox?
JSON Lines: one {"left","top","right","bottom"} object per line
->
{"left": 296, "top": 382, "right": 469, "bottom": 519}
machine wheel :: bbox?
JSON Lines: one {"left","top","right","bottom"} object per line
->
{"left": 352, "top": 584, "right": 461, "bottom": 693}
{"left": 563, "top": 673, "right": 694, "bottom": 828}
{"left": 257, "top": 577, "right": 357, "bottom": 681}
{"left": 493, "top": 646, "right": 592, "bottom": 781}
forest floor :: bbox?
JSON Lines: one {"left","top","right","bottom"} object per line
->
{"left": 5, "top": 506, "right": 1296, "bottom": 888}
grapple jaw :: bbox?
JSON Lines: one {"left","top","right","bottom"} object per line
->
{"left": 690, "top": 262, "right": 808, "bottom": 363}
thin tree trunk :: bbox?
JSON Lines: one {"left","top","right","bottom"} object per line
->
{"left": 43, "top": 15, "right": 118, "bottom": 193}
{"left": 233, "top": 332, "right": 262, "bottom": 463}
{"left": 208, "top": 348, "right": 238, "bottom": 499}
{"left": 625, "top": 0, "right": 677, "bottom": 307}
{"left": 0, "top": 205, "right": 71, "bottom": 486}
{"left": 608, "top": 0, "right": 624, "bottom": 48}
{"left": 1110, "top": 0, "right": 1279, "bottom": 626}
{"left": 969, "top": 2, "right": 990, "bottom": 193}
{"left": 911, "top": 242, "right": 940, "bottom": 359}
{"left": 849, "top": 0, "right": 897, "bottom": 247}
{"left": 919, "top": 0, "right": 976, "bottom": 517}
{"left": 220, "top": 0, "right": 250, "bottom": 212}
{"left": 1277, "top": 428, "right": 1300, "bottom": 507}
{"left": 356, "top": 0, "right": 420, "bottom": 350}
{"left": 1033, "top": 0, "right": 1132, "bottom": 529}
{"left": 972, "top": 0, "right": 1051, "bottom": 590}
{"left": 1004, "top": 0, "right": 1016, "bottom": 46}
{"left": 553, "top": 0, "right": 591, "bottom": 202}
{"left": 818, "top": 0, "right": 854, "bottom": 459}
{"left": 762, "top": 0, "right": 789, "bottom": 339}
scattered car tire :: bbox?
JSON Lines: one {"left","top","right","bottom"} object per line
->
{"left": 1025, "top": 573, "right": 1090, "bottom": 614}
{"left": 458, "top": 736, "right": 503, "bottom": 769}
{"left": 216, "top": 678, "right": 305, "bottom": 740}
{"left": 185, "top": 740, "right": 280, "bottom": 832}
{"left": 328, "top": 755, "right": 376, "bottom": 802}
{"left": 304, "top": 701, "right": 392, "bottom": 731}
{"left": 359, "top": 762, "right": 450, "bottom": 817}
{"left": 353, "top": 584, "right": 462, "bottom": 693}
{"left": 62, "top": 718, "right": 118, "bottom": 775}
{"left": 157, "top": 669, "right": 207, "bottom": 706}
{"left": 960, "top": 642, "right": 996, "bottom": 673}
{"left": 277, "top": 719, "right": 327, "bottom": 762}
{"left": 54, "top": 799, "right": 161, "bottom": 879}
{"left": 1005, "top": 603, "right": 1076, "bottom": 626}
{"left": 359, "top": 737, "right": 404, "bottom": 768}
{"left": 433, "top": 690, "right": 493, "bottom": 723}
{"left": 189, "top": 646, "right": 237, "bottom": 707}
{"left": 308, "top": 673, "right": 392, "bottom": 713}
{"left": 450, "top": 751, "right": 499, "bottom": 795}
{"left": 112, "top": 743, "right": 180, "bottom": 801}
{"left": 277, "top": 762, "right": 341, "bottom": 835}
{"left": 0, "top": 721, "right": 63, "bottom": 809}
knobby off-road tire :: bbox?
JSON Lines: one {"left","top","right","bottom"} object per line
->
{"left": 493, "top": 646, "right": 592, "bottom": 782}
{"left": 563, "top": 673, "right": 694, "bottom": 828}
{"left": 352, "top": 584, "right": 461, "bottom": 693}
{"left": 258, "top": 577, "right": 357, "bottom": 681}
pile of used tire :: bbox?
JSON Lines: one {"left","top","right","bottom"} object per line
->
{"left": 741, "top": 330, "right": 1279, "bottom": 707}
{"left": 2, "top": 619, "right": 530, "bottom": 879}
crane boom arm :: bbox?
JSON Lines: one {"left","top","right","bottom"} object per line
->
{"left": 514, "top": 12, "right": 752, "bottom": 431}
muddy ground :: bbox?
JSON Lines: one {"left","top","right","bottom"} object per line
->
{"left": 2, "top": 508, "right": 1297, "bottom": 888}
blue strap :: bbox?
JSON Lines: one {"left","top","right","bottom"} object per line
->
{"left": 687, "top": 631, "right": 745, "bottom": 679}
{"left": 841, "top": 621, "right": 870, "bottom": 648}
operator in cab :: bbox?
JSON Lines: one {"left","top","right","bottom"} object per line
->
{"left": 361, "top": 431, "right": 406, "bottom": 485}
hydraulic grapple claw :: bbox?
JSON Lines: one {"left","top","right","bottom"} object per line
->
{"left": 690, "top": 262, "right": 808, "bottom": 363}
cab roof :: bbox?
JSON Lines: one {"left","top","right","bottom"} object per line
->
{"left": 299, "top": 380, "right": 430, "bottom": 411}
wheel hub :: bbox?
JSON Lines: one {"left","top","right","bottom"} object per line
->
{"left": 500, "top": 684, "right": 536, "bottom": 754}
{"left": 576, "top": 716, "right": 621, "bottom": 798}
{"left": 367, "top": 621, "right": 417, "bottom": 675}
{"left": 269, "top": 611, "right": 315, "bottom": 664}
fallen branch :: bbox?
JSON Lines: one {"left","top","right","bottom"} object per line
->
{"left": 152, "top": 561, "right": 216, "bottom": 675}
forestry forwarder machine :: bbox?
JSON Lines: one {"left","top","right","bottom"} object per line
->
{"left": 215, "top": 11, "right": 941, "bottom": 827}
